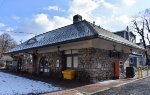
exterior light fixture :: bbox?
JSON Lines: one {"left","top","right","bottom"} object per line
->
{"left": 130, "top": 48, "right": 133, "bottom": 54}
{"left": 113, "top": 45, "right": 116, "bottom": 52}
{"left": 57, "top": 46, "right": 60, "bottom": 52}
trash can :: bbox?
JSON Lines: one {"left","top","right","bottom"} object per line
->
{"left": 62, "top": 69, "right": 75, "bottom": 80}
{"left": 126, "top": 67, "right": 135, "bottom": 78}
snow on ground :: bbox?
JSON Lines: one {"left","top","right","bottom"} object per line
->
{"left": 0, "top": 72, "right": 62, "bottom": 95}
{"left": 99, "top": 80, "right": 116, "bottom": 84}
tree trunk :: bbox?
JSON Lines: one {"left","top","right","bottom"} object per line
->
{"left": 141, "top": 35, "right": 149, "bottom": 65}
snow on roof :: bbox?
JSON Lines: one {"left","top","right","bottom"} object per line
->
{"left": 7, "top": 20, "right": 144, "bottom": 54}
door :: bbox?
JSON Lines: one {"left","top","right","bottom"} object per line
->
{"left": 39, "top": 57, "right": 50, "bottom": 75}
{"left": 114, "top": 59, "right": 120, "bottom": 79}
{"left": 119, "top": 61, "right": 124, "bottom": 78}
{"left": 17, "top": 58, "right": 22, "bottom": 71}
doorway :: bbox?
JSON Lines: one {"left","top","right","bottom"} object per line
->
{"left": 114, "top": 59, "right": 124, "bottom": 79}
{"left": 39, "top": 57, "right": 50, "bottom": 76}
{"left": 17, "top": 58, "right": 23, "bottom": 71}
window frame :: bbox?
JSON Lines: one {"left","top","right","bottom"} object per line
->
{"left": 65, "top": 49, "right": 79, "bottom": 69}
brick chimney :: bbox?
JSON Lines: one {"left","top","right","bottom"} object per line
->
{"left": 73, "top": 14, "right": 82, "bottom": 23}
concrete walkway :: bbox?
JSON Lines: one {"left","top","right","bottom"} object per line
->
{"left": 43, "top": 70, "right": 150, "bottom": 95}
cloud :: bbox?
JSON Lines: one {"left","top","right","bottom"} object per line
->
{"left": 0, "top": 23, "right": 6, "bottom": 28}
{"left": 12, "top": 16, "right": 20, "bottom": 20}
{"left": 12, "top": 13, "right": 72, "bottom": 43}
{"left": 10, "top": 0, "right": 133, "bottom": 43}
{"left": 115, "top": 15, "right": 130, "bottom": 25}
{"left": 123, "top": 0, "right": 136, "bottom": 6}
{"left": 17, "top": 13, "right": 71, "bottom": 34}
{"left": 42, "top": 5, "right": 65, "bottom": 12}
{"left": 69, "top": 0, "right": 99, "bottom": 20}
{"left": 0, "top": 22, "right": 14, "bottom": 33}
{"left": 98, "top": 0, "right": 120, "bottom": 14}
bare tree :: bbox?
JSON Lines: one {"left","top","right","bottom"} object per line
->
{"left": 143, "top": 9, "right": 150, "bottom": 44}
{"left": 0, "top": 33, "right": 17, "bottom": 57}
{"left": 130, "top": 8, "right": 150, "bottom": 65}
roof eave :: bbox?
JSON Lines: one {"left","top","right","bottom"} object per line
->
{"left": 98, "top": 35, "right": 145, "bottom": 51}
{"left": 6, "top": 35, "right": 98, "bottom": 54}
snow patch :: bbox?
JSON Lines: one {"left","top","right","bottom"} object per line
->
{"left": 99, "top": 80, "right": 115, "bottom": 84}
{"left": 0, "top": 72, "right": 62, "bottom": 95}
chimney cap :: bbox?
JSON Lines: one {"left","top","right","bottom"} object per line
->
{"left": 73, "top": 14, "right": 82, "bottom": 23}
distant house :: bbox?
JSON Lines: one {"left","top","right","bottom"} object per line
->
{"left": 6, "top": 15, "right": 144, "bottom": 82}
{"left": 0, "top": 55, "right": 13, "bottom": 69}
{"left": 114, "top": 30, "right": 144, "bottom": 67}
{"left": 114, "top": 30, "right": 136, "bottom": 43}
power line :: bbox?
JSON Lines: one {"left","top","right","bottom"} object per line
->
{"left": 0, "top": 30, "right": 36, "bottom": 35}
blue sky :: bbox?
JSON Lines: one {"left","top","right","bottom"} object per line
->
{"left": 0, "top": 0, "right": 150, "bottom": 44}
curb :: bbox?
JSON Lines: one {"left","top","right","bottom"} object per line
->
{"left": 89, "top": 76, "right": 150, "bottom": 95}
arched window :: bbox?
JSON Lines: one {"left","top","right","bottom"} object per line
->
{"left": 27, "top": 38, "right": 37, "bottom": 45}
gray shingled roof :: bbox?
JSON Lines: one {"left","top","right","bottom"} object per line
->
{"left": 7, "top": 20, "right": 144, "bottom": 54}
{"left": 87, "top": 22, "right": 144, "bottom": 50}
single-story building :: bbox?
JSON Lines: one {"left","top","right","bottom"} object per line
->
{"left": 6, "top": 15, "right": 144, "bottom": 82}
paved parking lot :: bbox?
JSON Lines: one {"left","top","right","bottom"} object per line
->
{"left": 94, "top": 77, "right": 150, "bottom": 95}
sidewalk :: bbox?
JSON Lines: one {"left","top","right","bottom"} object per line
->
{"left": 43, "top": 70, "right": 150, "bottom": 95}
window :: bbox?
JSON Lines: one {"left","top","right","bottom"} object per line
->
{"left": 27, "top": 38, "right": 37, "bottom": 44}
{"left": 73, "top": 56, "right": 78, "bottom": 68}
{"left": 67, "top": 56, "right": 72, "bottom": 68}
{"left": 65, "top": 50, "right": 71, "bottom": 54}
{"left": 65, "top": 49, "right": 79, "bottom": 69}
{"left": 66, "top": 56, "right": 78, "bottom": 68}
{"left": 65, "top": 50, "right": 78, "bottom": 54}
{"left": 56, "top": 60, "right": 60, "bottom": 67}
{"left": 36, "top": 35, "right": 45, "bottom": 41}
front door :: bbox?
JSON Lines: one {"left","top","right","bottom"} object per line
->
{"left": 17, "top": 58, "right": 22, "bottom": 71}
{"left": 39, "top": 57, "right": 50, "bottom": 76}
{"left": 114, "top": 59, "right": 120, "bottom": 79}
{"left": 114, "top": 59, "right": 124, "bottom": 79}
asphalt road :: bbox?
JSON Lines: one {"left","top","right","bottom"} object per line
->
{"left": 94, "top": 78, "right": 150, "bottom": 95}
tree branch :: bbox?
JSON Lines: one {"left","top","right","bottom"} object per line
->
{"left": 147, "top": 34, "right": 150, "bottom": 44}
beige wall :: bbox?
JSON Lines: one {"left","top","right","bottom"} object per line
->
{"left": 36, "top": 38, "right": 143, "bottom": 54}
{"left": 37, "top": 40, "right": 93, "bottom": 54}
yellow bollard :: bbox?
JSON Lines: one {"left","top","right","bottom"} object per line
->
{"left": 138, "top": 67, "right": 141, "bottom": 78}
{"left": 141, "top": 66, "right": 143, "bottom": 78}
{"left": 138, "top": 67, "right": 142, "bottom": 78}
{"left": 147, "top": 65, "right": 149, "bottom": 77}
